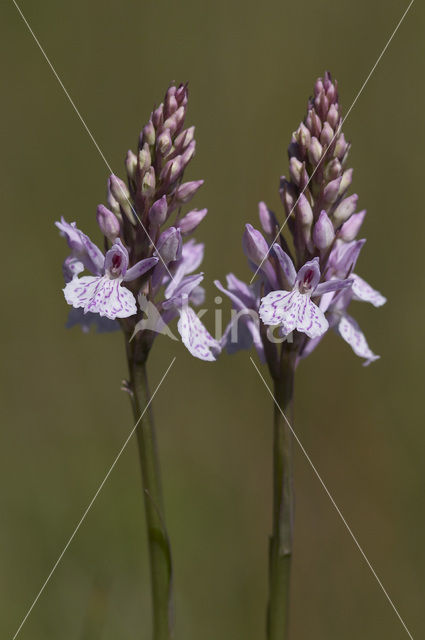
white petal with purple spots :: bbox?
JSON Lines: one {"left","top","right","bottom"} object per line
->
{"left": 260, "top": 289, "right": 328, "bottom": 338}
{"left": 337, "top": 313, "right": 380, "bottom": 365}
{"left": 177, "top": 307, "right": 220, "bottom": 361}
{"left": 351, "top": 274, "right": 386, "bottom": 307}
{"left": 64, "top": 275, "right": 137, "bottom": 319}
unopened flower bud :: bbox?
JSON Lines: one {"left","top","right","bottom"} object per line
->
{"left": 334, "top": 132, "right": 348, "bottom": 159}
{"left": 339, "top": 168, "right": 353, "bottom": 194}
{"left": 148, "top": 195, "right": 168, "bottom": 227}
{"left": 258, "top": 201, "right": 277, "bottom": 235}
{"left": 109, "top": 174, "right": 129, "bottom": 204}
{"left": 181, "top": 140, "right": 196, "bottom": 166}
{"left": 289, "top": 157, "right": 303, "bottom": 185}
{"left": 296, "top": 193, "right": 313, "bottom": 227}
{"left": 109, "top": 174, "right": 135, "bottom": 224}
{"left": 174, "top": 126, "right": 195, "bottom": 152}
{"left": 160, "top": 156, "right": 183, "bottom": 185}
{"left": 242, "top": 224, "right": 269, "bottom": 266}
{"left": 320, "top": 121, "right": 334, "bottom": 146}
{"left": 175, "top": 83, "right": 188, "bottom": 107}
{"left": 313, "top": 210, "right": 335, "bottom": 250}
{"left": 175, "top": 179, "right": 204, "bottom": 203}
{"left": 138, "top": 143, "right": 151, "bottom": 173}
{"left": 157, "top": 128, "right": 172, "bottom": 156}
{"left": 125, "top": 150, "right": 137, "bottom": 181}
{"left": 142, "top": 166, "right": 156, "bottom": 195}
{"left": 314, "top": 78, "right": 324, "bottom": 95}
{"left": 165, "top": 87, "right": 178, "bottom": 117}
{"left": 305, "top": 109, "right": 321, "bottom": 137}
{"left": 279, "top": 177, "right": 297, "bottom": 216}
{"left": 295, "top": 123, "right": 311, "bottom": 153}
{"left": 308, "top": 137, "right": 323, "bottom": 165}
{"left": 156, "top": 227, "right": 182, "bottom": 263}
{"left": 96, "top": 204, "right": 120, "bottom": 241}
{"left": 327, "top": 104, "right": 339, "bottom": 128}
{"left": 142, "top": 120, "right": 155, "bottom": 146}
{"left": 152, "top": 103, "right": 164, "bottom": 129}
{"left": 332, "top": 193, "right": 358, "bottom": 225}
{"left": 325, "top": 158, "right": 342, "bottom": 181}
{"left": 323, "top": 176, "right": 342, "bottom": 204}
{"left": 177, "top": 208, "right": 207, "bottom": 234}
{"left": 338, "top": 210, "right": 366, "bottom": 241}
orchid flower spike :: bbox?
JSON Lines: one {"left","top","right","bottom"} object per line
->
{"left": 56, "top": 83, "right": 217, "bottom": 361}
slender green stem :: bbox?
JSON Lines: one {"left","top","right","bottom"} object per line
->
{"left": 267, "top": 347, "right": 296, "bottom": 640}
{"left": 127, "top": 344, "right": 173, "bottom": 640}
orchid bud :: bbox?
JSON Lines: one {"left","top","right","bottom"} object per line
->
{"left": 157, "top": 129, "right": 172, "bottom": 156}
{"left": 305, "top": 109, "right": 321, "bottom": 137}
{"left": 296, "top": 194, "right": 314, "bottom": 250}
{"left": 142, "top": 120, "right": 155, "bottom": 146}
{"left": 320, "top": 121, "right": 334, "bottom": 146}
{"left": 160, "top": 156, "right": 183, "bottom": 186}
{"left": 308, "top": 137, "right": 323, "bottom": 165}
{"left": 108, "top": 174, "right": 135, "bottom": 224}
{"left": 289, "top": 157, "right": 303, "bottom": 185}
{"left": 156, "top": 227, "right": 182, "bottom": 263}
{"left": 152, "top": 103, "right": 164, "bottom": 129}
{"left": 175, "top": 83, "right": 188, "bottom": 108}
{"left": 313, "top": 210, "right": 335, "bottom": 250}
{"left": 242, "top": 224, "right": 269, "bottom": 265}
{"left": 96, "top": 204, "right": 120, "bottom": 241}
{"left": 338, "top": 210, "right": 366, "bottom": 241}
{"left": 322, "top": 177, "right": 342, "bottom": 205}
{"left": 142, "top": 166, "right": 156, "bottom": 196}
{"left": 296, "top": 193, "right": 313, "bottom": 227}
{"left": 125, "top": 150, "right": 137, "bottom": 181}
{"left": 175, "top": 180, "right": 204, "bottom": 203}
{"left": 174, "top": 126, "right": 195, "bottom": 152}
{"left": 279, "top": 177, "right": 296, "bottom": 216}
{"left": 295, "top": 123, "right": 311, "bottom": 154}
{"left": 177, "top": 208, "right": 208, "bottom": 234}
{"left": 334, "top": 132, "right": 348, "bottom": 159}
{"left": 138, "top": 143, "right": 151, "bottom": 173}
{"left": 333, "top": 194, "right": 358, "bottom": 225}
{"left": 327, "top": 104, "right": 339, "bottom": 128}
{"left": 181, "top": 140, "right": 196, "bottom": 167}
{"left": 258, "top": 201, "right": 277, "bottom": 235}
{"left": 107, "top": 187, "right": 121, "bottom": 217}
{"left": 165, "top": 87, "right": 178, "bottom": 117}
{"left": 324, "top": 158, "right": 342, "bottom": 181}
{"left": 339, "top": 168, "right": 353, "bottom": 194}
{"left": 148, "top": 196, "right": 168, "bottom": 227}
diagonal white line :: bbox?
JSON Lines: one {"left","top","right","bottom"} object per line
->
{"left": 11, "top": 357, "right": 176, "bottom": 640}
{"left": 250, "top": 357, "right": 414, "bottom": 639}
{"left": 250, "top": 0, "right": 415, "bottom": 284}
{"left": 12, "top": 0, "right": 174, "bottom": 281}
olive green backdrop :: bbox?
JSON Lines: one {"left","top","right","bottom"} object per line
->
{"left": 1, "top": 1, "right": 424, "bottom": 638}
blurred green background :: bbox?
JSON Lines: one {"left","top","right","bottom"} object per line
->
{"left": 1, "top": 0, "right": 424, "bottom": 638}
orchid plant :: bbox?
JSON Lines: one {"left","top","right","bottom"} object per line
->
{"left": 56, "top": 83, "right": 219, "bottom": 640}
{"left": 216, "top": 72, "right": 386, "bottom": 639}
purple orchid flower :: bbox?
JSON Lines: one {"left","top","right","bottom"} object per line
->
{"left": 217, "top": 71, "right": 385, "bottom": 369}
{"left": 259, "top": 248, "right": 352, "bottom": 338}
{"left": 56, "top": 83, "right": 217, "bottom": 361}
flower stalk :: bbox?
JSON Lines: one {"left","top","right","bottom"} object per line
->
{"left": 268, "top": 345, "right": 296, "bottom": 640}
{"left": 126, "top": 336, "right": 173, "bottom": 640}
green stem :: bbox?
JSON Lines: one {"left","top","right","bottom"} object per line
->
{"left": 267, "top": 347, "right": 296, "bottom": 640}
{"left": 127, "top": 344, "right": 173, "bottom": 640}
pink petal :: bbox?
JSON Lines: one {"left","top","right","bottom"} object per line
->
{"left": 337, "top": 313, "right": 380, "bottom": 365}
{"left": 351, "top": 274, "right": 386, "bottom": 307}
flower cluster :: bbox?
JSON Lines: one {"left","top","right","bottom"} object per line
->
{"left": 217, "top": 71, "right": 385, "bottom": 369}
{"left": 56, "top": 83, "right": 220, "bottom": 361}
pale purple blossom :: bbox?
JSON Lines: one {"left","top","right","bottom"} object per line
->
{"left": 56, "top": 83, "right": 217, "bottom": 361}
{"left": 218, "top": 72, "right": 386, "bottom": 368}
